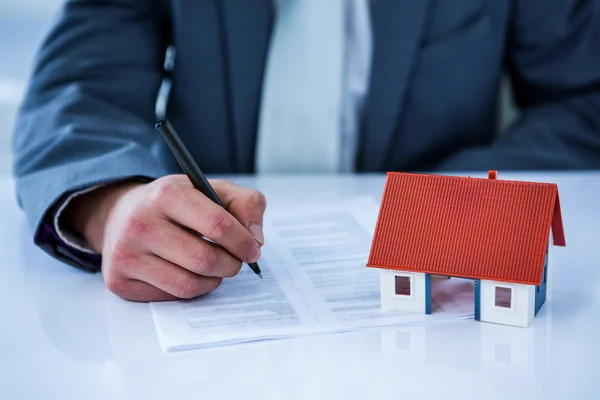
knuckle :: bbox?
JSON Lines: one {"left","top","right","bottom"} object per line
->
{"left": 173, "top": 275, "right": 200, "bottom": 299}
{"left": 111, "top": 243, "right": 136, "bottom": 265}
{"left": 205, "top": 210, "right": 233, "bottom": 238}
{"left": 122, "top": 215, "right": 150, "bottom": 239}
{"left": 151, "top": 181, "right": 178, "bottom": 206}
{"left": 190, "top": 245, "right": 217, "bottom": 275}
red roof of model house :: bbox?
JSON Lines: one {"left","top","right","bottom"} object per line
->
{"left": 367, "top": 171, "right": 565, "bottom": 285}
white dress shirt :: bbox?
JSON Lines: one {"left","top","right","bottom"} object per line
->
{"left": 340, "top": 0, "right": 372, "bottom": 172}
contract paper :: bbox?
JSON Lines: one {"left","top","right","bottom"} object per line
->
{"left": 150, "top": 197, "right": 474, "bottom": 352}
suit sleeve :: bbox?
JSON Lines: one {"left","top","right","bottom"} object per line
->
{"left": 438, "top": 0, "right": 600, "bottom": 171}
{"left": 11, "top": 0, "right": 170, "bottom": 269}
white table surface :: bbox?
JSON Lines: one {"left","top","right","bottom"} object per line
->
{"left": 1, "top": 172, "right": 598, "bottom": 400}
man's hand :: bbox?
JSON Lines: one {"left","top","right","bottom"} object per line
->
{"left": 64, "top": 175, "right": 266, "bottom": 301}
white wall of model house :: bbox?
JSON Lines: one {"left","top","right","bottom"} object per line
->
{"left": 480, "top": 280, "right": 536, "bottom": 327}
{"left": 380, "top": 269, "right": 426, "bottom": 313}
{"left": 480, "top": 233, "right": 552, "bottom": 328}
{"left": 380, "top": 268, "right": 538, "bottom": 328}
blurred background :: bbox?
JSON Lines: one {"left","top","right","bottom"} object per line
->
{"left": 0, "top": 0, "right": 64, "bottom": 175}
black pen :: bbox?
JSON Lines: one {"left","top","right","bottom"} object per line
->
{"left": 155, "top": 119, "right": 263, "bottom": 279}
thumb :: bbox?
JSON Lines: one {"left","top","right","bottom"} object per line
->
{"left": 210, "top": 179, "right": 267, "bottom": 246}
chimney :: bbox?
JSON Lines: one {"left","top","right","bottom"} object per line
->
{"left": 488, "top": 170, "right": 497, "bottom": 180}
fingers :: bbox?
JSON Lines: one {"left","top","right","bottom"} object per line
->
{"left": 114, "top": 254, "right": 223, "bottom": 300}
{"left": 152, "top": 180, "right": 261, "bottom": 263}
{"left": 147, "top": 219, "right": 243, "bottom": 278}
{"left": 103, "top": 262, "right": 179, "bottom": 302}
{"left": 211, "top": 179, "right": 267, "bottom": 245}
{"left": 100, "top": 175, "right": 247, "bottom": 302}
{"left": 111, "top": 279, "right": 180, "bottom": 302}
{"left": 163, "top": 176, "right": 267, "bottom": 246}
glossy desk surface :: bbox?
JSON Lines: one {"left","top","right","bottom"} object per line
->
{"left": 1, "top": 172, "right": 598, "bottom": 400}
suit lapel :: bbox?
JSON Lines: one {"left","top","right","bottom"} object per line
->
{"left": 359, "top": 0, "right": 431, "bottom": 171}
{"left": 220, "top": 0, "right": 273, "bottom": 172}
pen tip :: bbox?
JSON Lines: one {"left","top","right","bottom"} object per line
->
{"left": 258, "top": 273, "right": 263, "bottom": 279}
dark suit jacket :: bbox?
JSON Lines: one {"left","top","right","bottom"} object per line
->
{"left": 11, "top": 0, "right": 600, "bottom": 270}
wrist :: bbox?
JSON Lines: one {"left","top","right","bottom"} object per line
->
{"left": 63, "top": 181, "right": 143, "bottom": 253}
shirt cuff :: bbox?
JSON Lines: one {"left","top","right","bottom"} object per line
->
{"left": 53, "top": 184, "right": 103, "bottom": 255}
{"left": 38, "top": 219, "right": 102, "bottom": 268}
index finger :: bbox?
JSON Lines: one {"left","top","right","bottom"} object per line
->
{"left": 156, "top": 184, "right": 261, "bottom": 264}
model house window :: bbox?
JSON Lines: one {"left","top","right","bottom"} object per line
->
{"left": 395, "top": 276, "right": 411, "bottom": 296}
{"left": 495, "top": 287, "right": 512, "bottom": 308}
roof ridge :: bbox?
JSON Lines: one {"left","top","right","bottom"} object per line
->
{"left": 386, "top": 172, "right": 558, "bottom": 188}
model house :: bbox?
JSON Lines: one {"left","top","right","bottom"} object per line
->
{"left": 367, "top": 171, "right": 566, "bottom": 327}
